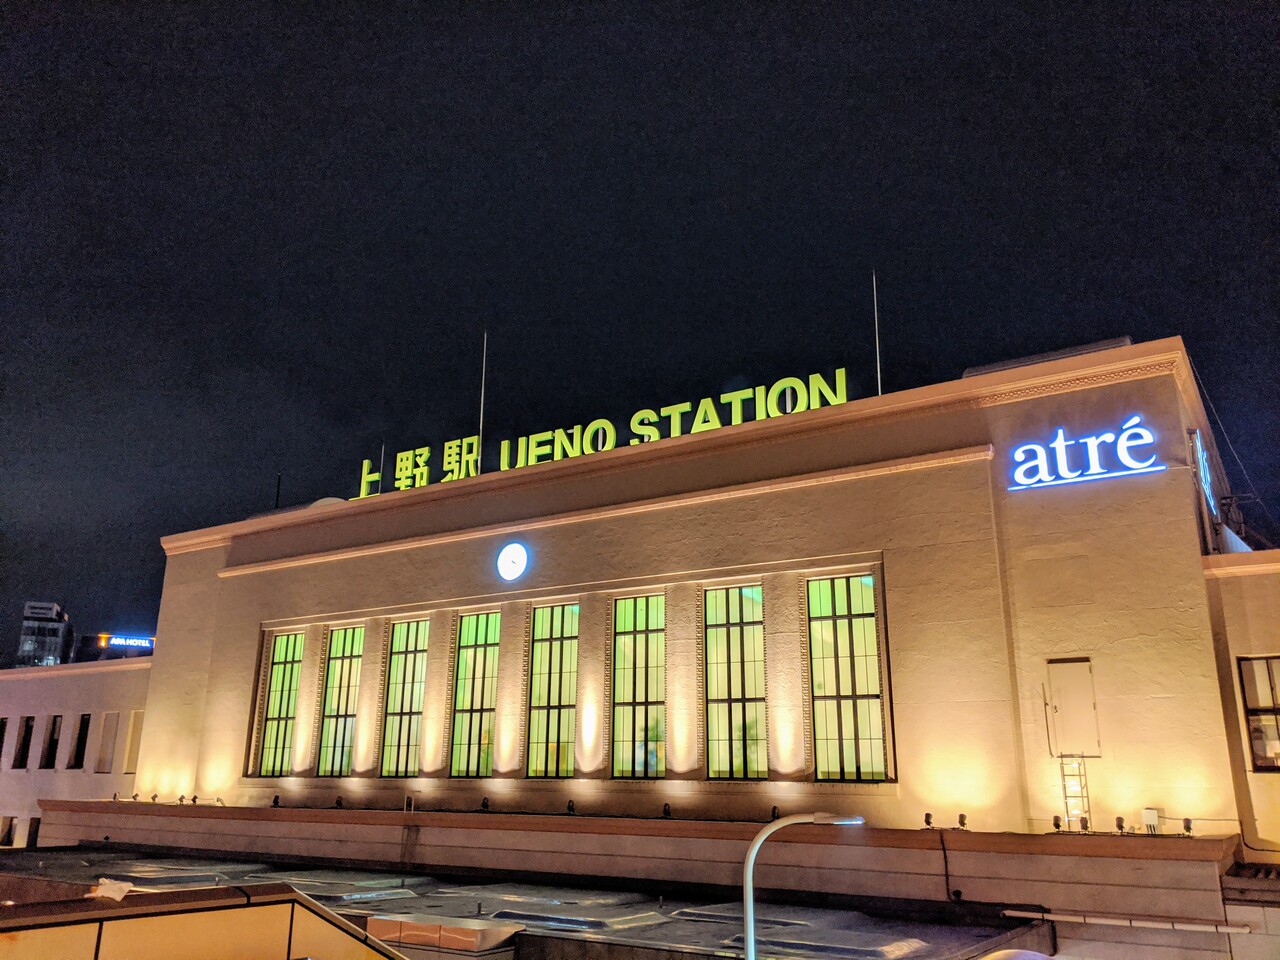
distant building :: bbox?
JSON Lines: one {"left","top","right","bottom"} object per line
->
{"left": 14, "top": 603, "right": 74, "bottom": 667}
{"left": 0, "top": 658, "right": 151, "bottom": 847}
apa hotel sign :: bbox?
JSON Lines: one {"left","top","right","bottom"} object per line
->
{"left": 355, "top": 368, "right": 850, "bottom": 499}
{"left": 1008, "top": 414, "right": 1166, "bottom": 492}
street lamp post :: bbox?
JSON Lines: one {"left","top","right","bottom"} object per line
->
{"left": 742, "top": 812, "right": 864, "bottom": 960}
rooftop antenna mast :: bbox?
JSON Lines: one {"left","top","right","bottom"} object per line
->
{"left": 477, "top": 329, "right": 489, "bottom": 474}
{"left": 873, "top": 271, "right": 883, "bottom": 396}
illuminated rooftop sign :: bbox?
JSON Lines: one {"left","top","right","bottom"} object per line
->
{"left": 1008, "top": 415, "right": 1166, "bottom": 492}
{"left": 355, "top": 367, "right": 848, "bottom": 499}
{"left": 99, "top": 634, "right": 155, "bottom": 650}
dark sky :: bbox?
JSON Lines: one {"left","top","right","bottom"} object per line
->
{"left": 2, "top": 3, "right": 1277, "bottom": 663}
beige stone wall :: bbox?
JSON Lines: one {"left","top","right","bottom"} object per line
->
{"left": 130, "top": 341, "right": 1240, "bottom": 839}
{"left": 990, "top": 376, "right": 1238, "bottom": 835}
{"left": 154, "top": 451, "right": 1015, "bottom": 826}
{"left": 0, "top": 660, "right": 150, "bottom": 846}
{"left": 135, "top": 546, "right": 228, "bottom": 799}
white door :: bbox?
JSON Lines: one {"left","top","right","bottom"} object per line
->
{"left": 1048, "top": 659, "right": 1101, "bottom": 757}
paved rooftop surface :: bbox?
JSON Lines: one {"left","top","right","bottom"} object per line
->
{"left": 0, "top": 847, "right": 1046, "bottom": 959}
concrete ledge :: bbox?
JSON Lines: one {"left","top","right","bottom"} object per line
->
{"left": 37, "top": 802, "right": 1239, "bottom": 927}
{"left": 35, "top": 801, "right": 1238, "bottom": 861}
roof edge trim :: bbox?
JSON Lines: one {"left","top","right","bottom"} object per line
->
{"left": 165, "top": 336, "right": 1200, "bottom": 556}
{"left": 1204, "top": 550, "right": 1280, "bottom": 578}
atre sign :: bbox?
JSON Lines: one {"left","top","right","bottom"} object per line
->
{"left": 1008, "top": 415, "right": 1166, "bottom": 491}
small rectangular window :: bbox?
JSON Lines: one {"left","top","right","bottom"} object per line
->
{"left": 67, "top": 714, "right": 92, "bottom": 770}
{"left": 123, "top": 710, "right": 144, "bottom": 775}
{"left": 808, "top": 575, "right": 892, "bottom": 782}
{"left": 258, "top": 632, "right": 304, "bottom": 777}
{"left": 95, "top": 712, "right": 119, "bottom": 773}
{"left": 1240, "top": 657, "right": 1280, "bottom": 772}
{"left": 12, "top": 717, "right": 34, "bottom": 769}
{"left": 0, "top": 717, "right": 7, "bottom": 765}
{"left": 316, "top": 626, "right": 365, "bottom": 777}
{"left": 451, "top": 612, "right": 501, "bottom": 777}
{"left": 705, "top": 585, "right": 768, "bottom": 779}
{"left": 381, "top": 620, "right": 430, "bottom": 778}
{"left": 612, "top": 595, "right": 666, "bottom": 778}
{"left": 527, "top": 604, "right": 578, "bottom": 778}
{"left": 39, "top": 715, "right": 62, "bottom": 769}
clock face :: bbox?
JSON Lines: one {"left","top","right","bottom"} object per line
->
{"left": 496, "top": 542, "right": 528, "bottom": 581}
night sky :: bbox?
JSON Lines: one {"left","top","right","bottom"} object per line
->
{"left": 2, "top": 4, "right": 1277, "bottom": 664}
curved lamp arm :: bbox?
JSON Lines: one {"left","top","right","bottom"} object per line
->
{"left": 743, "top": 812, "right": 864, "bottom": 960}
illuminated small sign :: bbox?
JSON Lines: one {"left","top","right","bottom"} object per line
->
{"left": 1193, "top": 430, "right": 1218, "bottom": 517}
{"left": 496, "top": 542, "right": 529, "bottom": 582}
{"left": 354, "top": 367, "right": 848, "bottom": 499}
{"left": 99, "top": 634, "right": 155, "bottom": 650}
{"left": 1008, "top": 415, "right": 1166, "bottom": 492}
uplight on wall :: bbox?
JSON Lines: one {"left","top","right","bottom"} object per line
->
{"left": 578, "top": 691, "right": 602, "bottom": 774}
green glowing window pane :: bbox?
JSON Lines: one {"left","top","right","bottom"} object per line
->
{"left": 707, "top": 589, "right": 724, "bottom": 626}
{"left": 612, "top": 595, "right": 666, "bottom": 778}
{"left": 705, "top": 586, "right": 768, "bottom": 779}
{"left": 259, "top": 631, "right": 305, "bottom": 777}
{"left": 806, "top": 575, "right": 890, "bottom": 782}
{"left": 317, "top": 626, "right": 365, "bottom": 777}
{"left": 527, "top": 604, "right": 579, "bottom": 778}
{"left": 382, "top": 619, "right": 429, "bottom": 777}
{"left": 451, "top": 612, "right": 500, "bottom": 777}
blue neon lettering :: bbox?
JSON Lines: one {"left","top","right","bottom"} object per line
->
{"left": 1194, "top": 431, "right": 1218, "bottom": 516}
{"left": 1009, "top": 415, "right": 1165, "bottom": 492}
{"left": 1012, "top": 443, "right": 1053, "bottom": 487}
{"left": 107, "top": 636, "right": 154, "bottom": 648}
{"left": 1079, "top": 432, "right": 1115, "bottom": 475}
{"left": 1115, "top": 415, "right": 1157, "bottom": 469}
{"left": 1049, "top": 428, "right": 1082, "bottom": 479}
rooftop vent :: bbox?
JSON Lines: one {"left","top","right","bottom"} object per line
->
{"left": 962, "top": 337, "right": 1133, "bottom": 378}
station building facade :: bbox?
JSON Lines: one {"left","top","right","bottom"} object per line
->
{"left": 90, "top": 335, "right": 1267, "bottom": 841}
{"left": 18, "top": 336, "right": 1280, "bottom": 958}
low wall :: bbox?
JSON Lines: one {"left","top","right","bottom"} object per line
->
{"left": 40, "top": 800, "right": 1241, "bottom": 959}
{"left": 0, "top": 881, "right": 398, "bottom": 960}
